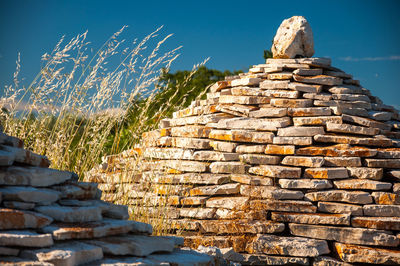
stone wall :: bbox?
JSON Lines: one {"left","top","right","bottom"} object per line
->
{"left": 0, "top": 129, "right": 213, "bottom": 265}
{"left": 87, "top": 56, "right": 400, "bottom": 265}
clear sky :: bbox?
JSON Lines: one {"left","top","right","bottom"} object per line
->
{"left": 1, "top": 0, "right": 399, "bottom": 107}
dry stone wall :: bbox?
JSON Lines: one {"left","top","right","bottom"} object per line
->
{"left": 87, "top": 56, "right": 400, "bottom": 265}
{"left": 0, "top": 130, "right": 213, "bottom": 265}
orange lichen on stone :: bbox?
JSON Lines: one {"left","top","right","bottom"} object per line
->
{"left": 265, "top": 144, "right": 295, "bottom": 155}
{"left": 296, "top": 144, "right": 377, "bottom": 157}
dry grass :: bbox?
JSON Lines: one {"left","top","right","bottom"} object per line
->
{"left": 1, "top": 26, "right": 209, "bottom": 234}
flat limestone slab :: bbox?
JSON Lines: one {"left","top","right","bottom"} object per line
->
{"left": 85, "top": 235, "right": 175, "bottom": 256}
{"left": 305, "top": 190, "right": 372, "bottom": 204}
{"left": 289, "top": 223, "right": 399, "bottom": 246}
{"left": 317, "top": 202, "right": 363, "bottom": 216}
{"left": 41, "top": 219, "right": 136, "bottom": 240}
{"left": 271, "top": 212, "right": 350, "bottom": 225}
{"left": 246, "top": 234, "right": 330, "bottom": 257}
{"left": 363, "top": 204, "right": 400, "bottom": 217}
{"left": 250, "top": 200, "right": 317, "bottom": 213}
{"left": 335, "top": 242, "right": 400, "bottom": 264}
{"left": 0, "top": 166, "right": 71, "bottom": 187}
{"left": 20, "top": 241, "right": 103, "bottom": 265}
{"left": 35, "top": 205, "right": 102, "bottom": 223}
{"left": 249, "top": 165, "right": 301, "bottom": 178}
{"left": 279, "top": 179, "right": 332, "bottom": 189}
{"left": 198, "top": 220, "right": 285, "bottom": 234}
{"left": 333, "top": 179, "right": 392, "bottom": 190}
{"left": 277, "top": 126, "right": 325, "bottom": 136}
{"left": 237, "top": 254, "right": 309, "bottom": 265}
{"left": 282, "top": 156, "right": 324, "bottom": 167}
{"left": 304, "top": 167, "right": 348, "bottom": 179}
{"left": 0, "top": 208, "right": 53, "bottom": 229}
{"left": 352, "top": 216, "right": 400, "bottom": 230}
{"left": 296, "top": 144, "right": 377, "bottom": 157}
{"left": 206, "top": 197, "right": 249, "bottom": 210}
{"left": 0, "top": 186, "right": 60, "bottom": 204}
{"left": 372, "top": 192, "right": 400, "bottom": 205}
{"left": 0, "top": 230, "right": 53, "bottom": 247}
{"left": 240, "top": 185, "right": 304, "bottom": 200}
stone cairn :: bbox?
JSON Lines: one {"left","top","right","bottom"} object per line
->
{"left": 0, "top": 129, "right": 213, "bottom": 265}
{"left": 87, "top": 16, "right": 400, "bottom": 265}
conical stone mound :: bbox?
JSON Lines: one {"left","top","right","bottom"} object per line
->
{"left": 87, "top": 17, "right": 400, "bottom": 265}
{"left": 0, "top": 129, "right": 213, "bottom": 265}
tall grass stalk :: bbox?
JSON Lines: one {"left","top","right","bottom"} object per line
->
{"left": 1, "top": 26, "right": 204, "bottom": 179}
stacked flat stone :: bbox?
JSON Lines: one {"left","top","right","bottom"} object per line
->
{"left": 0, "top": 130, "right": 212, "bottom": 265}
{"left": 87, "top": 56, "right": 400, "bottom": 265}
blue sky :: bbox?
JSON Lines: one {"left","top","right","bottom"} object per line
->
{"left": 1, "top": 0, "right": 399, "bottom": 107}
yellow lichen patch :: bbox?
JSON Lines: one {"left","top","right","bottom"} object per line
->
{"left": 265, "top": 144, "right": 295, "bottom": 155}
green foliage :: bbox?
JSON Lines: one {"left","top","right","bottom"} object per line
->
{"left": 264, "top": 49, "right": 273, "bottom": 60}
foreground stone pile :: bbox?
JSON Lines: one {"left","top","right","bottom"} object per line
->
{"left": 88, "top": 54, "right": 400, "bottom": 265}
{"left": 0, "top": 130, "right": 213, "bottom": 265}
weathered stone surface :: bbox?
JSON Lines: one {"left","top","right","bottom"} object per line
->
{"left": 0, "top": 246, "right": 19, "bottom": 256}
{"left": 326, "top": 122, "right": 379, "bottom": 136}
{"left": 324, "top": 157, "right": 362, "bottom": 167}
{"left": 143, "top": 147, "right": 194, "bottom": 160}
{"left": 209, "top": 140, "right": 238, "bottom": 152}
{"left": 0, "top": 231, "right": 53, "bottom": 247}
{"left": 52, "top": 182, "right": 100, "bottom": 200}
{"left": 303, "top": 92, "right": 332, "bottom": 101}
{"left": 35, "top": 205, "right": 103, "bottom": 223}
{"left": 0, "top": 149, "right": 15, "bottom": 166}
{"left": 270, "top": 98, "right": 313, "bottom": 108}
{"left": 335, "top": 242, "right": 400, "bottom": 264}
{"left": 246, "top": 234, "right": 329, "bottom": 257}
{"left": 86, "top": 235, "right": 175, "bottom": 256}
{"left": 147, "top": 172, "right": 230, "bottom": 185}
{"left": 218, "top": 117, "right": 291, "bottom": 131}
{"left": 282, "top": 156, "right": 324, "bottom": 167}
{"left": 206, "top": 197, "right": 249, "bottom": 210}
{"left": 313, "top": 256, "right": 352, "bottom": 266}
{"left": 289, "top": 223, "right": 399, "bottom": 246}
{"left": 239, "top": 154, "right": 281, "bottom": 165}
{"left": 189, "top": 183, "right": 240, "bottom": 196}
{"left": 273, "top": 136, "right": 312, "bottom": 145}
{"left": 279, "top": 179, "right": 332, "bottom": 189}
{"left": 249, "top": 165, "right": 301, "bottom": 178}
{"left": 304, "top": 167, "right": 348, "bottom": 179}
{"left": 372, "top": 192, "right": 400, "bottom": 205}
{"left": 265, "top": 144, "right": 295, "bottom": 155}
{"left": 365, "top": 158, "right": 400, "bottom": 168}
{"left": 170, "top": 125, "right": 211, "bottom": 138}
{"left": 376, "top": 148, "right": 400, "bottom": 159}
{"left": 0, "top": 257, "right": 53, "bottom": 265}
{"left": 342, "top": 114, "right": 392, "bottom": 131}
{"left": 193, "top": 151, "right": 239, "bottom": 161}
{"left": 251, "top": 200, "right": 317, "bottom": 213}
{"left": 268, "top": 72, "right": 293, "bottom": 80}
{"left": 352, "top": 216, "right": 400, "bottom": 230}
{"left": 271, "top": 16, "right": 314, "bottom": 59}
{"left": 180, "top": 208, "right": 216, "bottom": 219}
{"left": 277, "top": 126, "right": 324, "bottom": 136}
{"left": 0, "top": 145, "right": 50, "bottom": 167}
{"left": 288, "top": 107, "right": 331, "bottom": 117}
{"left": 259, "top": 79, "right": 290, "bottom": 89}
{"left": 210, "top": 80, "right": 230, "bottom": 93}
{"left": 297, "top": 144, "right": 377, "bottom": 157}
{"left": 0, "top": 186, "right": 60, "bottom": 204}
{"left": 20, "top": 241, "right": 103, "bottom": 265}
{"left": 237, "top": 253, "right": 309, "bottom": 265}
{"left": 272, "top": 212, "right": 350, "bottom": 225}
{"left": 0, "top": 208, "right": 53, "bottom": 229}
{"left": 305, "top": 190, "right": 372, "bottom": 204}
{"left": 199, "top": 220, "right": 285, "bottom": 234}
{"left": 334, "top": 179, "right": 392, "bottom": 191}
{"left": 3, "top": 201, "right": 35, "bottom": 210}
{"left": 219, "top": 95, "right": 268, "bottom": 105}
{"left": 347, "top": 167, "right": 383, "bottom": 181}
{"left": 231, "top": 174, "right": 273, "bottom": 186}
{"left": 236, "top": 145, "right": 267, "bottom": 154}
{"left": 318, "top": 202, "right": 363, "bottom": 215}
{"left": 41, "top": 219, "right": 135, "bottom": 240}
{"left": 293, "top": 68, "right": 323, "bottom": 76}
{"left": 240, "top": 185, "right": 304, "bottom": 199}
{"left": 294, "top": 74, "right": 342, "bottom": 85}
{"left": 289, "top": 81, "right": 322, "bottom": 93}
{"left": 293, "top": 116, "right": 342, "bottom": 126}
{"left": 209, "top": 129, "right": 274, "bottom": 143}
{"left": 210, "top": 162, "right": 248, "bottom": 174}
{"left": 231, "top": 78, "right": 261, "bottom": 87}
{"left": 363, "top": 204, "right": 400, "bottom": 217}
{"left": 249, "top": 107, "right": 287, "bottom": 118}
{"left": 314, "top": 134, "right": 392, "bottom": 147}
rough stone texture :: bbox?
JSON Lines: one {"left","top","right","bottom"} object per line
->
{"left": 0, "top": 130, "right": 210, "bottom": 265}
{"left": 271, "top": 16, "right": 314, "bottom": 59}
{"left": 335, "top": 242, "right": 400, "bottom": 264}
{"left": 85, "top": 16, "right": 400, "bottom": 264}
